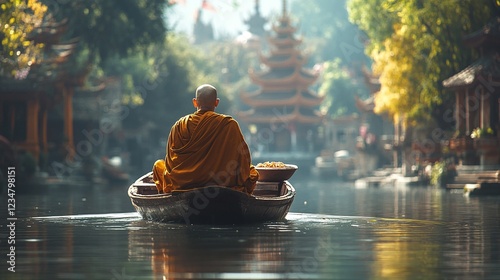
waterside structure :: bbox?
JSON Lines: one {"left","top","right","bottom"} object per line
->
{"left": 0, "top": 18, "right": 87, "bottom": 163}
{"left": 443, "top": 16, "right": 500, "bottom": 168}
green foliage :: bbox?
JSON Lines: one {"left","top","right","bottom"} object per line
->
{"left": 203, "top": 42, "right": 258, "bottom": 86}
{"left": 102, "top": 52, "right": 155, "bottom": 106}
{"left": 43, "top": 0, "right": 169, "bottom": 64}
{"left": 289, "top": 0, "right": 372, "bottom": 120}
{"left": 199, "top": 41, "right": 260, "bottom": 109}
{"left": 124, "top": 34, "right": 221, "bottom": 130}
{"left": 430, "top": 159, "right": 456, "bottom": 187}
{"left": 347, "top": 0, "right": 497, "bottom": 125}
{"left": 319, "top": 59, "right": 369, "bottom": 117}
{"left": 291, "top": 0, "right": 369, "bottom": 65}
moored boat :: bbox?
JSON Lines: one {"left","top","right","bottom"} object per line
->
{"left": 128, "top": 173, "right": 296, "bottom": 224}
{"left": 464, "top": 182, "right": 500, "bottom": 196}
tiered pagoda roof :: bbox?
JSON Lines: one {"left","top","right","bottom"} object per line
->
{"left": 239, "top": 1, "right": 324, "bottom": 124}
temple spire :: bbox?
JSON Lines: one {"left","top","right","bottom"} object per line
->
{"left": 254, "top": 0, "right": 261, "bottom": 14}
{"left": 282, "top": 0, "right": 287, "bottom": 16}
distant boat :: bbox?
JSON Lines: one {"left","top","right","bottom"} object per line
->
{"left": 464, "top": 181, "right": 500, "bottom": 196}
{"left": 101, "top": 156, "right": 130, "bottom": 182}
{"left": 314, "top": 149, "right": 354, "bottom": 178}
{"left": 128, "top": 173, "right": 296, "bottom": 224}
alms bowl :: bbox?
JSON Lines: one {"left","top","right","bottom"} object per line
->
{"left": 255, "top": 164, "right": 298, "bottom": 182}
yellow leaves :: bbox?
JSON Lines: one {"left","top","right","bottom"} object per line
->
{"left": 122, "top": 94, "right": 144, "bottom": 106}
{"left": 0, "top": 0, "right": 47, "bottom": 77}
{"left": 350, "top": 0, "right": 497, "bottom": 127}
{"left": 27, "top": 0, "right": 47, "bottom": 16}
{"left": 372, "top": 22, "right": 421, "bottom": 119}
{"left": 366, "top": 1, "right": 452, "bottom": 122}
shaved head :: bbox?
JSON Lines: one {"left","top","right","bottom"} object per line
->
{"left": 194, "top": 84, "right": 219, "bottom": 111}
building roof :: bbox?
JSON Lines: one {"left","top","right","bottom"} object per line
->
{"left": 238, "top": 106, "right": 324, "bottom": 124}
{"left": 355, "top": 96, "right": 375, "bottom": 113}
{"left": 241, "top": 89, "right": 324, "bottom": 107}
{"left": 249, "top": 68, "right": 318, "bottom": 87}
{"left": 442, "top": 53, "right": 500, "bottom": 89}
{"left": 463, "top": 17, "right": 500, "bottom": 49}
{"left": 260, "top": 52, "right": 306, "bottom": 68}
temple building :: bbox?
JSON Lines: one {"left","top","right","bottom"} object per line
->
{"left": 443, "top": 16, "right": 500, "bottom": 166}
{"left": 0, "top": 17, "right": 86, "bottom": 165}
{"left": 239, "top": 0, "right": 324, "bottom": 153}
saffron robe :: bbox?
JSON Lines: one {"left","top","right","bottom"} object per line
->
{"left": 153, "top": 110, "right": 259, "bottom": 194}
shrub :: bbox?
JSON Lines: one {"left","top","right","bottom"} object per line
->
{"left": 470, "top": 127, "right": 494, "bottom": 139}
{"left": 430, "top": 159, "right": 457, "bottom": 187}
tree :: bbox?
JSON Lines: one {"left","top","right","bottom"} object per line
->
{"left": 42, "top": 0, "right": 169, "bottom": 64}
{"left": 124, "top": 34, "right": 222, "bottom": 131}
{"left": 319, "top": 58, "right": 369, "bottom": 118}
{"left": 348, "top": 0, "right": 497, "bottom": 126}
{"left": 291, "top": 0, "right": 369, "bottom": 66}
{"left": 205, "top": 42, "right": 259, "bottom": 85}
{"left": 289, "top": 0, "right": 371, "bottom": 121}
{"left": 0, "top": 0, "right": 48, "bottom": 77}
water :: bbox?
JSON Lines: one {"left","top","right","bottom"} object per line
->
{"left": 1, "top": 173, "right": 499, "bottom": 279}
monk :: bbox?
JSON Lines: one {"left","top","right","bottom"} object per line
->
{"left": 152, "top": 84, "right": 259, "bottom": 194}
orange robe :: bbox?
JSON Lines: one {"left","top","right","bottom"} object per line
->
{"left": 153, "top": 110, "right": 259, "bottom": 194}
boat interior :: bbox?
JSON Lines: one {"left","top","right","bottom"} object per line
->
{"left": 132, "top": 176, "right": 288, "bottom": 198}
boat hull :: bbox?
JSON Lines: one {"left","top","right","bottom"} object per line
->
{"left": 128, "top": 174, "right": 295, "bottom": 224}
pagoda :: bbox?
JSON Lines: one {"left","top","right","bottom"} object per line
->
{"left": 239, "top": 0, "right": 324, "bottom": 153}
{"left": 193, "top": 5, "right": 214, "bottom": 44}
{"left": 244, "top": 0, "right": 267, "bottom": 37}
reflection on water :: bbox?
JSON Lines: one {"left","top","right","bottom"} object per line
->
{"left": 1, "top": 211, "right": 496, "bottom": 280}
{"left": 0, "top": 176, "right": 499, "bottom": 279}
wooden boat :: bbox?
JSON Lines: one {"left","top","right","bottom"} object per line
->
{"left": 128, "top": 173, "right": 296, "bottom": 224}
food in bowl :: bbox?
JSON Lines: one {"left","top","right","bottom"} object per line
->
{"left": 256, "top": 161, "right": 288, "bottom": 168}
{"left": 255, "top": 162, "right": 298, "bottom": 182}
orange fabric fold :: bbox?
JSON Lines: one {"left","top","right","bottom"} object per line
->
{"left": 153, "top": 110, "right": 258, "bottom": 194}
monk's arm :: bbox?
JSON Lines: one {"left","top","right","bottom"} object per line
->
{"left": 242, "top": 165, "right": 259, "bottom": 194}
{"left": 231, "top": 120, "right": 259, "bottom": 193}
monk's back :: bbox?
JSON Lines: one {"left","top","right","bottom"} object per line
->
{"left": 153, "top": 84, "right": 258, "bottom": 194}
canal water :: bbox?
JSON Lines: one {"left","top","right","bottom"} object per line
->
{"left": 1, "top": 172, "right": 499, "bottom": 279}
